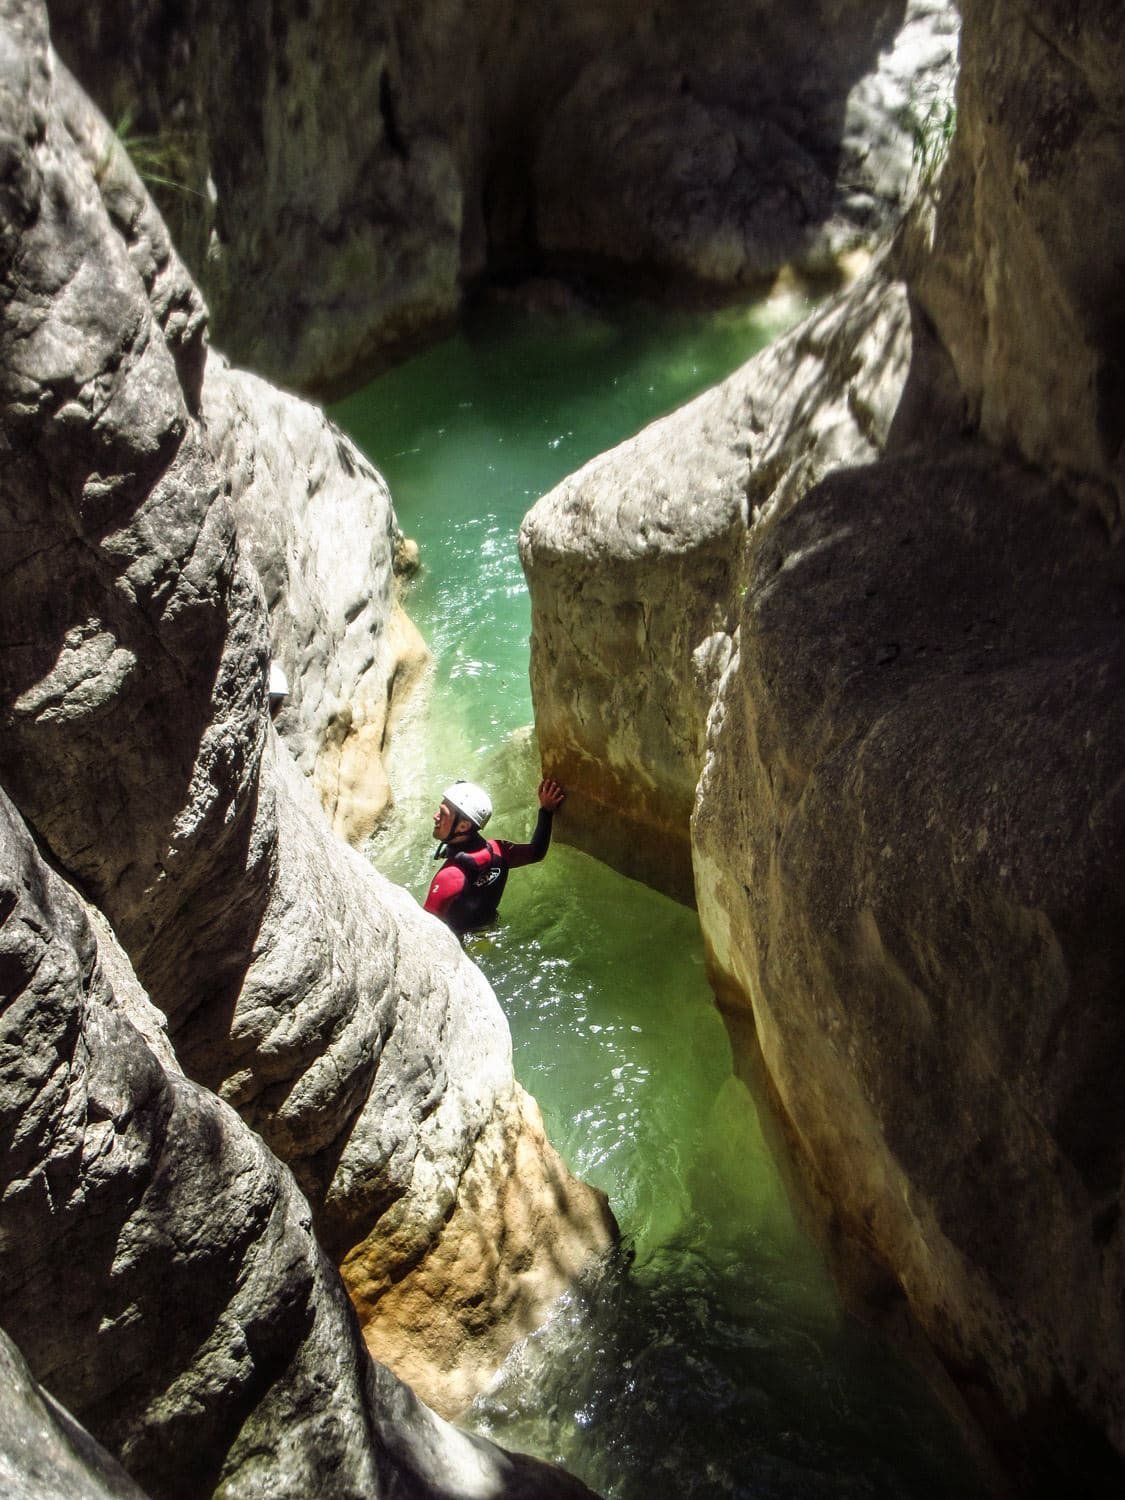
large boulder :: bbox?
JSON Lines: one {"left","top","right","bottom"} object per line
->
{"left": 519, "top": 258, "right": 956, "bottom": 900}
{"left": 223, "top": 740, "right": 618, "bottom": 1418}
{"left": 44, "top": 0, "right": 957, "bottom": 394}
{"left": 693, "top": 448, "right": 1125, "bottom": 1484}
{"left": 0, "top": 0, "right": 613, "bottom": 1433}
{"left": 0, "top": 783, "right": 599, "bottom": 1500}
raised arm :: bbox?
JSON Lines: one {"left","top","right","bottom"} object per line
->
{"left": 503, "top": 778, "right": 565, "bottom": 868}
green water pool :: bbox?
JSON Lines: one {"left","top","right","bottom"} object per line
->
{"left": 330, "top": 292, "right": 983, "bottom": 1500}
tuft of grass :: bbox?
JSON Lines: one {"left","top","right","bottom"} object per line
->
{"left": 112, "top": 107, "right": 202, "bottom": 198}
{"left": 908, "top": 97, "right": 957, "bottom": 189}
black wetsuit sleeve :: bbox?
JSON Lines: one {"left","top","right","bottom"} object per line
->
{"left": 502, "top": 807, "right": 554, "bottom": 868}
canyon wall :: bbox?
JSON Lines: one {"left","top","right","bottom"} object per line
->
{"left": 523, "top": 0, "right": 1125, "bottom": 1489}
{"left": 0, "top": 4, "right": 612, "bottom": 1492}
{"left": 520, "top": 261, "right": 931, "bottom": 901}
{"left": 43, "top": 0, "right": 957, "bottom": 395}
{"left": 0, "top": 783, "right": 599, "bottom": 1500}
{"left": 200, "top": 351, "right": 430, "bottom": 847}
{"left": 5, "top": 0, "right": 1123, "bottom": 1490}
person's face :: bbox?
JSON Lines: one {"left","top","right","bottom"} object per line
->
{"left": 433, "top": 799, "right": 460, "bottom": 841}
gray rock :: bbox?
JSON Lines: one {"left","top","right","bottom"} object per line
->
{"left": 50, "top": 54, "right": 209, "bottom": 412}
{"left": 202, "top": 351, "right": 429, "bottom": 845}
{"left": 208, "top": 737, "right": 616, "bottom": 1422}
{"left": 533, "top": 1, "right": 958, "bottom": 287}
{"left": 694, "top": 445, "right": 1125, "bottom": 1476}
{"left": 520, "top": 259, "right": 939, "bottom": 899}
{"left": 534, "top": 60, "right": 838, "bottom": 285}
{"left": 0, "top": 0, "right": 613, "bottom": 1437}
{"left": 914, "top": 0, "right": 1125, "bottom": 526}
{"left": 520, "top": 0, "right": 1125, "bottom": 1479}
{"left": 0, "top": 785, "right": 601, "bottom": 1500}
{"left": 0, "top": 1328, "right": 149, "bottom": 1500}
{"left": 43, "top": 0, "right": 957, "bottom": 393}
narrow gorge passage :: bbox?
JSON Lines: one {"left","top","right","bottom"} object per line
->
{"left": 331, "top": 295, "right": 984, "bottom": 1500}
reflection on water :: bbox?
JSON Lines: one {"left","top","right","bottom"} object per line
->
{"left": 331, "top": 294, "right": 983, "bottom": 1499}
{"left": 465, "top": 849, "right": 978, "bottom": 1500}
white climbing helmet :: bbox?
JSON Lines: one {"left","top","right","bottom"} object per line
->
{"left": 443, "top": 780, "right": 492, "bottom": 830}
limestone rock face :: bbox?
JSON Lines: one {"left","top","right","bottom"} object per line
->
{"left": 520, "top": 263, "right": 939, "bottom": 900}
{"left": 534, "top": 0, "right": 959, "bottom": 288}
{"left": 45, "top": 0, "right": 957, "bottom": 394}
{"left": 218, "top": 742, "right": 617, "bottom": 1418}
{"left": 915, "top": 0, "right": 1125, "bottom": 523}
{"left": 202, "top": 353, "right": 429, "bottom": 845}
{"left": 693, "top": 447, "right": 1125, "bottom": 1476}
{"left": 0, "top": 0, "right": 613, "bottom": 1451}
{"left": 0, "top": 780, "right": 379, "bottom": 1496}
{"left": 342, "top": 1083, "right": 615, "bottom": 1417}
{"left": 520, "top": 0, "right": 1125, "bottom": 1479}
{"left": 0, "top": 786, "right": 600, "bottom": 1500}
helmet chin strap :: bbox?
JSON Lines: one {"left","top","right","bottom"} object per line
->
{"left": 434, "top": 823, "right": 479, "bottom": 859}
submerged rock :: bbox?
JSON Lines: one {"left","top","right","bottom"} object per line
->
{"left": 0, "top": 4, "right": 613, "bottom": 1484}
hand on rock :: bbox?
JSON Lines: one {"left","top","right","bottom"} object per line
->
{"left": 538, "top": 777, "right": 566, "bottom": 812}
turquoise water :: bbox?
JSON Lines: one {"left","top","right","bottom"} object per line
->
{"left": 331, "top": 294, "right": 982, "bottom": 1500}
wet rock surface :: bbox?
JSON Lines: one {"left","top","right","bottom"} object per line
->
{"left": 0, "top": 1327, "right": 150, "bottom": 1500}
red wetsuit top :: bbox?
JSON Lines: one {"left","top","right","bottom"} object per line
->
{"left": 424, "top": 808, "right": 555, "bottom": 934}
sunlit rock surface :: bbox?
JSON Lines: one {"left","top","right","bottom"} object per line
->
{"left": 0, "top": 786, "right": 600, "bottom": 1499}
{"left": 45, "top": 0, "right": 957, "bottom": 394}
{"left": 341, "top": 1083, "right": 615, "bottom": 1417}
{"left": 522, "top": 0, "right": 1125, "bottom": 1484}
{"left": 202, "top": 352, "right": 429, "bottom": 845}
{"left": 520, "top": 262, "right": 939, "bottom": 900}
{"left": 63, "top": 47, "right": 430, "bottom": 848}
{"left": 0, "top": 0, "right": 613, "bottom": 1468}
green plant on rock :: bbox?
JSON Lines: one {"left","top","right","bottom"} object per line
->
{"left": 908, "top": 96, "right": 957, "bottom": 190}
{"left": 111, "top": 106, "right": 202, "bottom": 199}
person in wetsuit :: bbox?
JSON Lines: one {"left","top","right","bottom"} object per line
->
{"left": 424, "top": 777, "right": 565, "bottom": 935}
